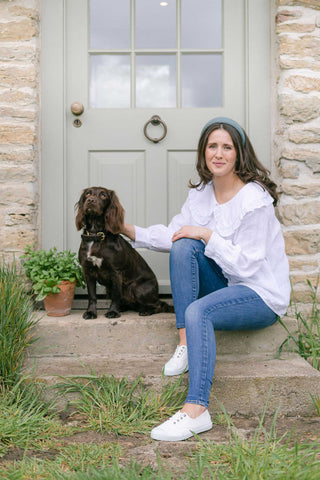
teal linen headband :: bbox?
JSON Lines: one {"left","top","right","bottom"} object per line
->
{"left": 201, "top": 117, "right": 246, "bottom": 146}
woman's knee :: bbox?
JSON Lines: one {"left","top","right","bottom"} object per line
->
{"left": 185, "top": 300, "right": 201, "bottom": 329}
{"left": 170, "top": 238, "right": 204, "bottom": 263}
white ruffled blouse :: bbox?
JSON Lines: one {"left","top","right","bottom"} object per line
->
{"left": 133, "top": 182, "right": 291, "bottom": 317}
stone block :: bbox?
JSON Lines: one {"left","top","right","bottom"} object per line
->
{"left": 0, "top": 45, "right": 37, "bottom": 62}
{"left": 0, "top": 162, "right": 35, "bottom": 183}
{"left": 284, "top": 228, "right": 320, "bottom": 255}
{"left": 288, "top": 126, "right": 320, "bottom": 143}
{"left": 4, "top": 205, "right": 35, "bottom": 226}
{"left": 280, "top": 56, "right": 320, "bottom": 70}
{"left": 289, "top": 256, "right": 319, "bottom": 272}
{"left": 278, "top": 0, "right": 320, "bottom": 10}
{"left": 279, "top": 35, "right": 320, "bottom": 59}
{"left": 8, "top": 5, "right": 40, "bottom": 21}
{"left": 0, "top": 227, "right": 37, "bottom": 250}
{"left": 0, "top": 123, "right": 36, "bottom": 145}
{"left": 0, "top": 18, "right": 38, "bottom": 41}
{"left": 279, "top": 159, "right": 300, "bottom": 178}
{"left": 0, "top": 184, "right": 36, "bottom": 205}
{"left": 285, "top": 75, "right": 320, "bottom": 93}
{"left": 281, "top": 146, "right": 320, "bottom": 172}
{"left": 0, "top": 106, "right": 37, "bottom": 121}
{"left": 276, "top": 22, "right": 315, "bottom": 33}
{"left": 278, "top": 201, "right": 320, "bottom": 225}
{"left": 279, "top": 94, "right": 320, "bottom": 122}
{"left": 0, "top": 146, "right": 34, "bottom": 163}
{"left": 0, "top": 65, "right": 37, "bottom": 88}
{"left": 281, "top": 180, "right": 320, "bottom": 197}
{"left": 0, "top": 89, "right": 37, "bottom": 106}
{"left": 276, "top": 9, "right": 303, "bottom": 23}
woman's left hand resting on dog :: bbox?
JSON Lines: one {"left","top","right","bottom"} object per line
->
{"left": 122, "top": 223, "right": 212, "bottom": 245}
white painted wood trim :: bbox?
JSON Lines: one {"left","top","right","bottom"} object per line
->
{"left": 41, "top": 0, "right": 66, "bottom": 249}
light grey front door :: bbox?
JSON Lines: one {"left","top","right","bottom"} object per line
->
{"left": 41, "top": 0, "right": 270, "bottom": 292}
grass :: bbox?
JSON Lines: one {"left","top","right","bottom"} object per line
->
{"left": 0, "top": 404, "right": 320, "bottom": 480}
{"left": 191, "top": 425, "right": 320, "bottom": 479}
{"left": 278, "top": 277, "right": 320, "bottom": 416}
{"left": 278, "top": 278, "right": 320, "bottom": 368}
{"left": 0, "top": 378, "right": 68, "bottom": 459}
{"left": 56, "top": 371, "right": 188, "bottom": 436}
{"left": 0, "top": 260, "right": 39, "bottom": 387}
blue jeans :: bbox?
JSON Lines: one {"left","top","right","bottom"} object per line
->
{"left": 169, "top": 239, "right": 278, "bottom": 408}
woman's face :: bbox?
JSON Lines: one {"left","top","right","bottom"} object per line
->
{"left": 205, "top": 128, "right": 237, "bottom": 179}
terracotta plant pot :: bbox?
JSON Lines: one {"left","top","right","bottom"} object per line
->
{"left": 43, "top": 280, "right": 76, "bottom": 317}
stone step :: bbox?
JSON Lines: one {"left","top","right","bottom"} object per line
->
{"left": 24, "top": 351, "right": 320, "bottom": 417}
{"left": 29, "top": 310, "right": 297, "bottom": 357}
{"left": 24, "top": 311, "right": 320, "bottom": 417}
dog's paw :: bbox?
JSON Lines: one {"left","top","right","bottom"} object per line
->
{"left": 83, "top": 311, "right": 97, "bottom": 320}
{"left": 105, "top": 310, "right": 121, "bottom": 319}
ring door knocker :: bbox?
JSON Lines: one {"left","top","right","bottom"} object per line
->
{"left": 143, "top": 115, "right": 167, "bottom": 143}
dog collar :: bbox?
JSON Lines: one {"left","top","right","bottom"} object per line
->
{"left": 81, "top": 230, "right": 106, "bottom": 242}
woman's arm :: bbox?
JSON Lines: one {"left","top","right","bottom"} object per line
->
{"left": 121, "top": 223, "right": 135, "bottom": 241}
{"left": 205, "top": 206, "right": 272, "bottom": 280}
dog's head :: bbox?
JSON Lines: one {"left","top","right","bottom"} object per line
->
{"left": 75, "top": 186, "right": 125, "bottom": 234}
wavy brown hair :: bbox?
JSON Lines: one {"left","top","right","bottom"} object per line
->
{"left": 190, "top": 122, "right": 279, "bottom": 205}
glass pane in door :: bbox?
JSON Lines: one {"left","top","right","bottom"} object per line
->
{"left": 181, "top": 0, "right": 222, "bottom": 49}
{"left": 181, "top": 54, "right": 222, "bottom": 107}
{"left": 135, "top": 0, "right": 176, "bottom": 49}
{"left": 136, "top": 55, "right": 176, "bottom": 107}
{"left": 89, "top": 0, "right": 130, "bottom": 49}
{"left": 90, "top": 55, "right": 130, "bottom": 108}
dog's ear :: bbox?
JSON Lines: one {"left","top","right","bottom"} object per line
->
{"left": 75, "top": 190, "right": 86, "bottom": 231}
{"left": 105, "top": 191, "right": 125, "bottom": 234}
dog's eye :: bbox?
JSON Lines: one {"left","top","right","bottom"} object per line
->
{"left": 100, "top": 192, "right": 107, "bottom": 198}
{"left": 85, "top": 191, "right": 91, "bottom": 197}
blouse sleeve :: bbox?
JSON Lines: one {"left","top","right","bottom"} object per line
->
{"left": 205, "top": 205, "right": 274, "bottom": 280}
{"left": 132, "top": 195, "right": 193, "bottom": 252}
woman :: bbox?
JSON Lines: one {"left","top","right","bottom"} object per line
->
{"left": 121, "top": 117, "right": 290, "bottom": 442}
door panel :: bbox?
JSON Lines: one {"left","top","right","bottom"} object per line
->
{"left": 89, "top": 151, "right": 146, "bottom": 227}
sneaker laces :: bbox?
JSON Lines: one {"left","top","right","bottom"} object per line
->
{"left": 173, "top": 345, "right": 187, "bottom": 359}
{"left": 168, "top": 411, "right": 188, "bottom": 425}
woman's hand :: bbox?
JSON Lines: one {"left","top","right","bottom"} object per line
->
{"left": 172, "top": 226, "right": 213, "bottom": 244}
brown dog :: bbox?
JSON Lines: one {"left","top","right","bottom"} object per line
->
{"left": 75, "top": 186, "right": 174, "bottom": 319}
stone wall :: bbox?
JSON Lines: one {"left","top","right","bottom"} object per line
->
{"left": 0, "top": 0, "right": 40, "bottom": 260}
{"left": 0, "top": 0, "right": 319, "bottom": 308}
{"left": 275, "top": 0, "right": 320, "bottom": 305}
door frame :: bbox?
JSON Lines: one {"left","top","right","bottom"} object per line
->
{"left": 41, "top": 0, "right": 271, "bottom": 250}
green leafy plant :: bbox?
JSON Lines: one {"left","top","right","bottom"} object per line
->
{"left": 22, "top": 245, "right": 85, "bottom": 301}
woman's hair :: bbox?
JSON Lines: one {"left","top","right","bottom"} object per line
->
{"left": 190, "top": 122, "right": 279, "bottom": 205}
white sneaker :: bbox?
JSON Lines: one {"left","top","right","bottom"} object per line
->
{"left": 151, "top": 409, "right": 212, "bottom": 442}
{"left": 163, "top": 345, "right": 188, "bottom": 376}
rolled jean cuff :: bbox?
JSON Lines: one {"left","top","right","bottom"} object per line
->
{"left": 176, "top": 323, "right": 186, "bottom": 329}
{"left": 185, "top": 397, "right": 209, "bottom": 408}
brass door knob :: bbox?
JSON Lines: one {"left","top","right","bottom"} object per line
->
{"left": 70, "top": 102, "right": 84, "bottom": 116}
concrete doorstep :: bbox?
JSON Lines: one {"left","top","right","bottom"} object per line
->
{"left": 24, "top": 310, "right": 320, "bottom": 417}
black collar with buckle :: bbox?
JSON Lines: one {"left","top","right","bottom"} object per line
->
{"left": 81, "top": 230, "right": 106, "bottom": 242}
